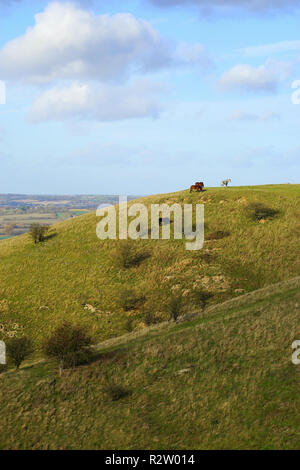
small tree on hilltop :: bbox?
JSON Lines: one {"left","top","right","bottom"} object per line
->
{"left": 6, "top": 336, "right": 34, "bottom": 370}
{"left": 43, "top": 322, "right": 93, "bottom": 375}
{"left": 29, "top": 223, "right": 49, "bottom": 244}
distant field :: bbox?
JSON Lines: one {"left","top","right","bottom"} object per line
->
{"left": 0, "top": 194, "right": 139, "bottom": 239}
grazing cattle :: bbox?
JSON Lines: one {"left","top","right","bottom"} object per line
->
{"left": 190, "top": 182, "right": 204, "bottom": 193}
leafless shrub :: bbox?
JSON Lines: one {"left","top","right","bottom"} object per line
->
{"left": 6, "top": 336, "right": 34, "bottom": 370}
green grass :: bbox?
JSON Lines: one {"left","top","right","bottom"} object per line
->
{"left": 0, "top": 276, "right": 299, "bottom": 449}
{"left": 0, "top": 184, "right": 299, "bottom": 346}
{"left": 0, "top": 184, "right": 300, "bottom": 449}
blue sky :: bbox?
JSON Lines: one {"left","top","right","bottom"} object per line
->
{"left": 0, "top": 0, "right": 299, "bottom": 195}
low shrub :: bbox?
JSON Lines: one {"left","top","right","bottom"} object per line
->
{"left": 115, "top": 240, "right": 150, "bottom": 268}
{"left": 125, "top": 316, "right": 135, "bottom": 332}
{"left": 199, "top": 252, "right": 214, "bottom": 264}
{"left": 119, "top": 289, "right": 146, "bottom": 312}
{"left": 6, "top": 336, "right": 34, "bottom": 370}
{"left": 144, "top": 308, "right": 160, "bottom": 326}
{"left": 43, "top": 322, "right": 93, "bottom": 374}
{"left": 193, "top": 290, "right": 213, "bottom": 311}
{"left": 104, "top": 376, "right": 130, "bottom": 401}
{"left": 167, "top": 293, "right": 184, "bottom": 322}
{"left": 245, "top": 203, "right": 280, "bottom": 221}
{"left": 29, "top": 223, "right": 50, "bottom": 243}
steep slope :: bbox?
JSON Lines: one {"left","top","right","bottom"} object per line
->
{"left": 0, "top": 276, "right": 299, "bottom": 449}
{"left": 0, "top": 184, "right": 299, "bottom": 345}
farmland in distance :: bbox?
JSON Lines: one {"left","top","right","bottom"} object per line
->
{"left": 0, "top": 194, "right": 139, "bottom": 239}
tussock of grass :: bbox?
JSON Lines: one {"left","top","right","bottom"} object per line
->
{"left": 245, "top": 202, "right": 280, "bottom": 221}
{"left": 118, "top": 288, "right": 146, "bottom": 312}
{"left": 206, "top": 230, "right": 230, "bottom": 240}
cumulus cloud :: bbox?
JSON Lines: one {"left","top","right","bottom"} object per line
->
{"left": 28, "top": 80, "right": 165, "bottom": 122}
{"left": 219, "top": 64, "right": 278, "bottom": 92}
{"left": 0, "top": 2, "right": 171, "bottom": 84}
{"left": 0, "top": 2, "right": 212, "bottom": 122}
{"left": 0, "top": 2, "right": 211, "bottom": 85}
{"left": 219, "top": 59, "right": 292, "bottom": 92}
{"left": 148, "top": 0, "right": 300, "bottom": 15}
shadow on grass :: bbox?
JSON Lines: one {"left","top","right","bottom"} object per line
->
{"left": 44, "top": 231, "right": 57, "bottom": 242}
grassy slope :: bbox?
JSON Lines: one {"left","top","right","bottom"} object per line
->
{"left": 0, "top": 184, "right": 299, "bottom": 345}
{"left": 0, "top": 276, "right": 299, "bottom": 449}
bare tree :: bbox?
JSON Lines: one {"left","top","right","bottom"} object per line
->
{"left": 6, "top": 337, "right": 34, "bottom": 370}
{"left": 43, "top": 322, "right": 93, "bottom": 375}
{"left": 29, "top": 223, "right": 49, "bottom": 243}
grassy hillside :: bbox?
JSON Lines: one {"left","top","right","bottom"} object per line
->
{"left": 0, "top": 184, "right": 299, "bottom": 345}
{"left": 0, "top": 276, "right": 299, "bottom": 449}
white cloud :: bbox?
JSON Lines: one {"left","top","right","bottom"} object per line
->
{"left": 0, "top": 2, "right": 212, "bottom": 122}
{"left": 0, "top": 2, "right": 171, "bottom": 84}
{"left": 0, "top": 2, "right": 211, "bottom": 87}
{"left": 28, "top": 80, "right": 165, "bottom": 122}
{"left": 219, "top": 59, "right": 291, "bottom": 92}
{"left": 149, "top": 0, "right": 300, "bottom": 15}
